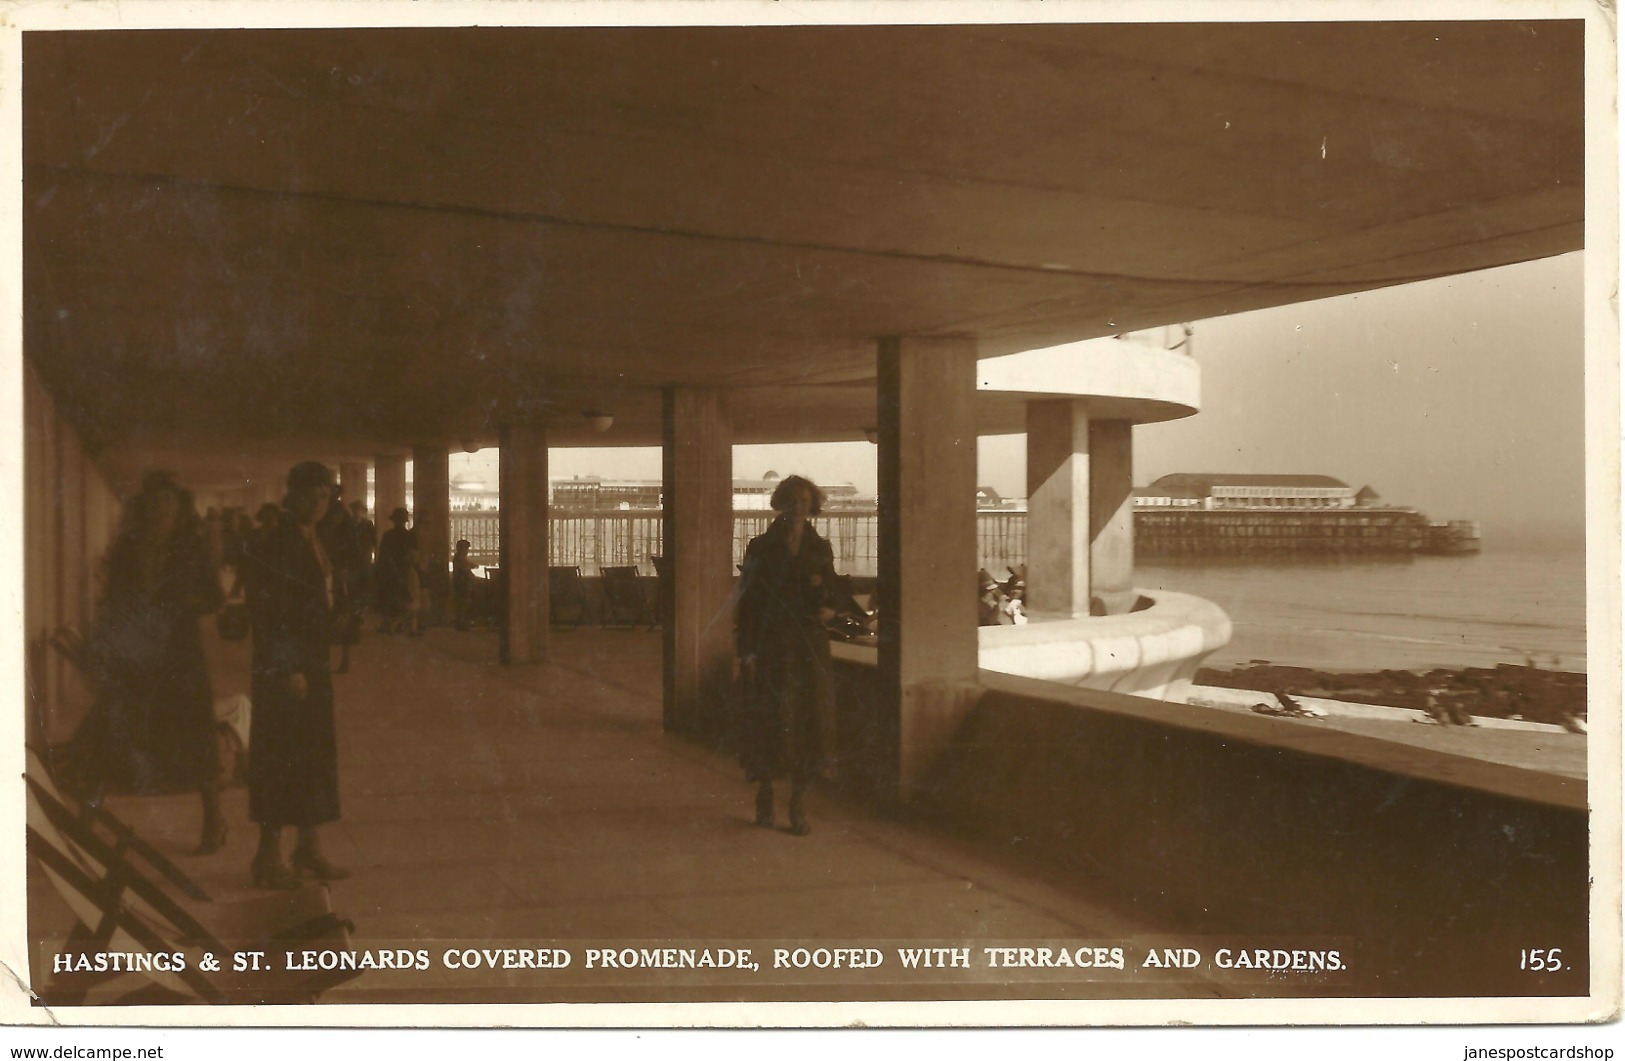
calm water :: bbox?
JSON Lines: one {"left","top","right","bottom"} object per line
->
{"left": 1136, "top": 542, "right": 1590, "bottom": 673}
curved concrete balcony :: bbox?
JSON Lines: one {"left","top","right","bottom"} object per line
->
{"left": 976, "top": 335, "right": 1201, "bottom": 425}
{"left": 977, "top": 589, "right": 1232, "bottom": 702}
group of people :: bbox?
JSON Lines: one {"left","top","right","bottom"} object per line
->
{"left": 66, "top": 464, "right": 852, "bottom": 883}
{"left": 69, "top": 463, "right": 376, "bottom": 889}
{"left": 977, "top": 567, "right": 1027, "bottom": 627}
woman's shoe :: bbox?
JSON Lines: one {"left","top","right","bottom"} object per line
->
{"left": 291, "top": 847, "right": 352, "bottom": 881}
{"left": 250, "top": 855, "right": 299, "bottom": 891}
{"left": 192, "top": 820, "right": 228, "bottom": 857}
{"left": 754, "top": 788, "right": 774, "bottom": 828}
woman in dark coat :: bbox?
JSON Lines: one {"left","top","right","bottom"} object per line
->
{"left": 373, "top": 507, "right": 418, "bottom": 635}
{"left": 75, "top": 472, "right": 224, "bottom": 853}
{"left": 736, "top": 475, "right": 839, "bottom": 836}
{"left": 244, "top": 461, "right": 347, "bottom": 889}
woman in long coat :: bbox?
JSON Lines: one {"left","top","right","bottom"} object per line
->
{"left": 736, "top": 475, "right": 839, "bottom": 836}
{"left": 373, "top": 507, "right": 419, "bottom": 635}
{"left": 244, "top": 461, "right": 347, "bottom": 889}
{"left": 75, "top": 472, "right": 224, "bottom": 853}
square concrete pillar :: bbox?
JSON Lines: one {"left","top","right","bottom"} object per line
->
{"left": 338, "top": 461, "right": 370, "bottom": 514}
{"left": 1025, "top": 399, "right": 1092, "bottom": 619}
{"left": 1025, "top": 407, "right": 1138, "bottom": 617}
{"left": 413, "top": 444, "right": 451, "bottom": 618}
{"left": 877, "top": 335, "right": 982, "bottom": 800}
{"left": 1088, "top": 419, "right": 1136, "bottom": 614}
{"left": 374, "top": 455, "right": 407, "bottom": 526}
{"left": 661, "top": 388, "right": 735, "bottom": 741}
{"left": 499, "top": 424, "right": 549, "bottom": 664}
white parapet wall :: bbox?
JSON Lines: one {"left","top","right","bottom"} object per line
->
{"left": 977, "top": 589, "right": 1232, "bottom": 702}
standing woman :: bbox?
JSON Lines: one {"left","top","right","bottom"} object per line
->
{"left": 245, "top": 461, "right": 348, "bottom": 889}
{"left": 736, "top": 475, "right": 839, "bottom": 836}
{"left": 373, "top": 507, "right": 417, "bottom": 635}
{"left": 77, "top": 472, "right": 224, "bottom": 853}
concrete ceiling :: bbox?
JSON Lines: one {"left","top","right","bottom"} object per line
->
{"left": 22, "top": 21, "right": 1584, "bottom": 492}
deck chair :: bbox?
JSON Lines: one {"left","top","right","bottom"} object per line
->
{"left": 600, "top": 566, "right": 655, "bottom": 628}
{"left": 26, "top": 744, "right": 209, "bottom": 903}
{"left": 24, "top": 753, "right": 360, "bottom": 1005}
{"left": 548, "top": 565, "right": 591, "bottom": 627}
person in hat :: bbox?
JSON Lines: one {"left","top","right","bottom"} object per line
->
{"left": 451, "top": 538, "right": 476, "bottom": 631}
{"left": 245, "top": 461, "right": 348, "bottom": 889}
{"left": 373, "top": 506, "right": 419, "bottom": 635}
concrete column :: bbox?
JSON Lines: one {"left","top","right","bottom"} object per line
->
{"left": 661, "top": 388, "right": 735, "bottom": 741}
{"left": 499, "top": 424, "right": 549, "bottom": 664}
{"left": 1024, "top": 407, "right": 1138, "bottom": 617}
{"left": 338, "top": 461, "right": 370, "bottom": 514}
{"left": 1088, "top": 419, "right": 1136, "bottom": 615}
{"left": 1025, "top": 399, "right": 1092, "bottom": 619}
{"left": 877, "top": 335, "right": 982, "bottom": 799}
{"left": 374, "top": 455, "right": 407, "bottom": 525}
{"left": 412, "top": 444, "right": 451, "bottom": 621}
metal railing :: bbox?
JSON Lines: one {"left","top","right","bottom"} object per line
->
{"left": 449, "top": 508, "right": 1029, "bottom": 577}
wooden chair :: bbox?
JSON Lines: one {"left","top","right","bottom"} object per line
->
{"left": 548, "top": 566, "right": 591, "bottom": 627}
{"left": 26, "top": 744, "right": 209, "bottom": 903}
{"left": 600, "top": 565, "right": 655, "bottom": 628}
{"left": 24, "top": 750, "right": 360, "bottom": 1005}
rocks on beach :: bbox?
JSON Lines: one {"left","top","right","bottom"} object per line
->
{"left": 1195, "top": 662, "right": 1587, "bottom": 728}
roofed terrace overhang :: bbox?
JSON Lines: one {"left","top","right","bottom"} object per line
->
{"left": 22, "top": 21, "right": 1584, "bottom": 495}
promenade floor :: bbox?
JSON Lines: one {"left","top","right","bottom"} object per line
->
{"left": 28, "top": 623, "right": 1244, "bottom": 1011}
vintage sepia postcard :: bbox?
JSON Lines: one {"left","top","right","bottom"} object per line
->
{"left": 0, "top": 0, "right": 1618, "bottom": 1036}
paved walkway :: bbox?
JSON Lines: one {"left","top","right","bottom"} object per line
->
{"left": 32, "top": 624, "right": 1234, "bottom": 1006}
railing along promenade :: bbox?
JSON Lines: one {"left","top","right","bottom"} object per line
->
{"left": 449, "top": 508, "right": 1028, "bottom": 578}
{"left": 449, "top": 504, "right": 1434, "bottom": 576}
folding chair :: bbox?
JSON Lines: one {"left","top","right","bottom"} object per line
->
{"left": 548, "top": 566, "right": 591, "bottom": 627}
{"left": 25, "top": 755, "right": 360, "bottom": 1005}
{"left": 600, "top": 566, "right": 655, "bottom": 628}
{"left": 26, "top": 744, "right": 209, "bottom": 902}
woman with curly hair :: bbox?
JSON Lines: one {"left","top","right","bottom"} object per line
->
{"left": 735, "top": 475, "right": 840, "bottom": 836}
{"left": 74, "top": 471, "right": 225, "bottom": 854}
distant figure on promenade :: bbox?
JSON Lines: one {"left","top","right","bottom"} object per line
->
{"left": 234, "top": 503, "right": 285, "bottom": 621}
{"left": 452, "top": 538, "right": 475, "bottom": 631}
{"left": 736, "top": 474, "right": 839, "bottom": 836}
{"left": 318, "top": 485, "right": 365, "bottom": 673}
{"left": 245, "top": 461, "right": 348, "bottom": 889}
{"left": 70, "top": 471, "right": 226, "bottom": 854}
{"left": 978, "top": 570, "right": 1008, "bottom": 627}
{"left": 1421, "top": 687, "right": 1477, "bottom": 727}
{"left": 374, "top": 507, "right": 419, "bottom": 635}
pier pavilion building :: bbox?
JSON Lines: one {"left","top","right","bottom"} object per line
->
{"left": 16, "top": 20, "right": 1595, "bottom": 1004}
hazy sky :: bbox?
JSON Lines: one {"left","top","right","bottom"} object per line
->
{"left": 452, "top": 251, "right": 1590, "bottom": 542}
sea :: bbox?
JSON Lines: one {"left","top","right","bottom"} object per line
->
{"left": 1134, "top": 541, "right": 1592, "bottom": 674}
